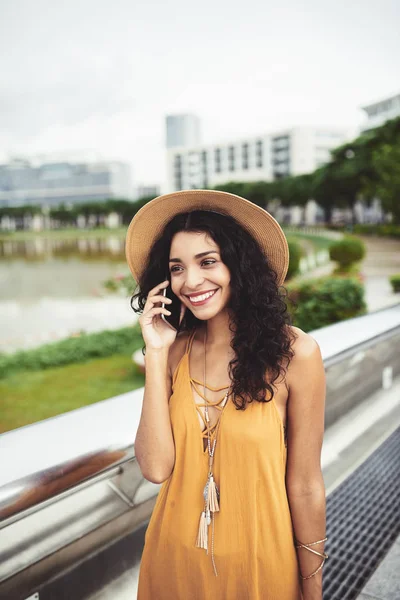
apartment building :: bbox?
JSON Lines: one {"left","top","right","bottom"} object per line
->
{"left": 166, "top": 126, "right": 351, "bottom": 193}
{"left": 361, "top": 92, "right": 400, "bottom": 132}
{"left": 0, "top": 159, "right": 133, "bottom": 207}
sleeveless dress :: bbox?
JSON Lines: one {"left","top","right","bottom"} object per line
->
{"left": 137, "top": 329, "right": 302, "bottom": 599}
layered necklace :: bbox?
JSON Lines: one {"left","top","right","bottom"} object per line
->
{"left": 195, "top": 325, "right": 232, "bottom": 576}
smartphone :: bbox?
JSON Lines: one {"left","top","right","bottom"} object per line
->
{"left": 161, "top": 283, "right": 182, "bottom": 331}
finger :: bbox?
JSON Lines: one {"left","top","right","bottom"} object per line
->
{"left": 148, "top": 295, "right": 172, "bottom": 305}
{"left": 148, "top": 280, "right": 169, "bottom": 297}
{"left": 144, "top": 295, "right": 172, "bottom": 313}
{"left": 143, "top": 306, "right": 172, "bottom": 319}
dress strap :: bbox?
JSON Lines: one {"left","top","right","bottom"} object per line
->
{"left": 185, "top": 328, "right": 197, "bottom": 355}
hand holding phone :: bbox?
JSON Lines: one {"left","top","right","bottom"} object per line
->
{"left": 138, "top": 280, "right": 182, "bottom": 350}
{"left": 161, "top": 283, "right": 184, "bottom": 332}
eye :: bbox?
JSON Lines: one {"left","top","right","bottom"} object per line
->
{"left": 202, "top": 259, "right": 216, "bottom": 266}
{"left": 170, "top": 259, "right": 216, "bottom": 273}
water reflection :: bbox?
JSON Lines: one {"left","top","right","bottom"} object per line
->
{"left": 0, "top": 296, "right": 136, "bottom": 354}
{"left": 0, "top": 235, "right": 137, "bottom": 352}
{"left": 0, "top": 237, "right": 126, "bottom": 261}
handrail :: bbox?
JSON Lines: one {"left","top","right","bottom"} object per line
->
{"left": 0, "top": 387, "right": 143, "bottom": 528}
{"left": 312, "top": 303, "right": 400, "bottom": 365}
{"left": 0, "top": 303, "right": 399, "bottom": 527}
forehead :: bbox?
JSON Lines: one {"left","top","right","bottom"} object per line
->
{"left": 170, "top": 231, "right": 219, "bottom": 254}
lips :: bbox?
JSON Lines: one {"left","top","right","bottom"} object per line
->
{"left": 186, "top": 288, "right": 219, "bottom": 306}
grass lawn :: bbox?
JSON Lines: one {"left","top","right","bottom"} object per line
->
{"left": 1, "top": 227, "right": 336, "bottom": 251}
{"left": 0, "top": 227, "right": 127, "bottom": 242}
{"left": 0, "top": 353, "right": 144, "bottom": 434}
{"left": 285, "top": 231, "right": 335, "bottom": 252}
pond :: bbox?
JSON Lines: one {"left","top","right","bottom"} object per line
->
{"left": 0, "top": 236, "right": 137, "bottom": 354}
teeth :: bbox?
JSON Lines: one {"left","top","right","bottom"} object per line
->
{"left": 189, "top": 290, "right": 216, "bottom": 303}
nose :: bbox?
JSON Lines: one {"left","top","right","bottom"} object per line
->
{"left": 184, "top": 266, "right": 205, "bottom": 291}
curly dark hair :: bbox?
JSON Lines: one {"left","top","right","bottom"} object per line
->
{"left": 131, "top": 209, "right": 295, "bottom": 410}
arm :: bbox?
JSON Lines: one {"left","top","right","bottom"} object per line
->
{"left": 285, "top": 328, "right": 327, "bottom": 600}
{"left": 134, "top": 345, "right": 175, "bottom": 483}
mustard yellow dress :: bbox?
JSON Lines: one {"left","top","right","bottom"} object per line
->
{"left": 137, "top": 329, "right": 302, "bottom": 599}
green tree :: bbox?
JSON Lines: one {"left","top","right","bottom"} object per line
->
{"left": 371, "top": 141, "right": 400, "bottom": 223}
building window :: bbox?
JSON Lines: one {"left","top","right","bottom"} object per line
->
{"left": 228, "top": 146, "right": 235, "bottom": 171}
{"left": 201, "top": 151, "right": 207, "bottom": 174}
{"left": 201, "top": 151, "right": 208, "bottom": 186}
{"left": 214, "top": 148, "right": 221, "bottom": 173}
{"left": 174, "top": 154, "right": 182, "bottom": 174}
{"left": 256, "top": 140, "right": 263, "bottom": 168}
{"left": 174, "top": 154, "right": 183, "bottom": 190}
{"left": 242, "top": 143, "right": 249, "bottom": 170}
{"left": 272, "top": 135, "right": 289, "bottom": 150}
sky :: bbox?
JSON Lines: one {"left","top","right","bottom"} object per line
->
{"left": 0, "top": 0, "right": 399, "bottom": 189}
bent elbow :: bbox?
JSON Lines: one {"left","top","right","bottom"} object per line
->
{"left": 146, "top": 473, "right": 171, "bottom": 484}
{"left": 136, "top": 454, "right": 175, "bottom": 484}
{"left": 142, "top": 467, "right": 173, "bottom": 484}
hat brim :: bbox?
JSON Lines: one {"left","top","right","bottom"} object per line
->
{"left": 125, "top": 189, "right": 289, "bottom": 286}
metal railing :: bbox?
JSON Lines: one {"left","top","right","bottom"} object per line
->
{"left": 0, "top": 303, "right": 399, "bottom": 598}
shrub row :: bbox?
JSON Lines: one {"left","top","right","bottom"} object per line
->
{"left": 286, "top": 240, "right": 302, "bottom": 279}
{"left": 287, "top": 276, "right": 366, "bottom": 332}
{"left": 0, "top": 324, "right": 143, "bottom": 379}
{"left": 352, "top": 224, "right": 400, "bottom": 239}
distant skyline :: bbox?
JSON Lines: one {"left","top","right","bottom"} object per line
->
{"left": 0, "top": 0, "right": 399, "bottom": 189}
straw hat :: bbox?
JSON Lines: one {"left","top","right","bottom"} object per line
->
{"left": 125, "top": 189, "right": 289, "bottom": 286}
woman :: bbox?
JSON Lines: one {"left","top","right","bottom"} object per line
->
{"left": 125, "top": 190, "right": 328, "bottom": 600}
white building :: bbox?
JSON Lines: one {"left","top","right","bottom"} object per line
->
{"left": 166, "top": 126, "right": 352, "bottom": 193}
{"left": 166, "top": 114, "right": 201, "bottom": 149}
{"left": 0, "top": 159, "right": 133, "bottom": 207}
{"left": 361, "top": 92, "right": 400, "bottom": 132}
{"left": 134, "top": 185, "right": 160, "bottom": 200}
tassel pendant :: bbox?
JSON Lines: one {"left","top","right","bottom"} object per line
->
{"left": 207, "top": 475, "right": 220, "bottom": 512}
{"left": 203, "top": 479, "right": 209, "bottom": 502}
{"left": 196, "top": 510, "right": 208, "bottom": 550}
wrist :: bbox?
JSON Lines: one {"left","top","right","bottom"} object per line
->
{"left": 144, "top": 346, "right": 170, "bottom": 361}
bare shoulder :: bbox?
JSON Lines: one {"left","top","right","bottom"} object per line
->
{"left": 288, "top": 325, "right": 323, "bottom": 371}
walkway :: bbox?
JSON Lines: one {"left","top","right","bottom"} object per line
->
{"left": 294, "top": 235, "right": 400, "bottom": 313}
{"left": 360, "top": 235, "right": 400, "bottom": 312}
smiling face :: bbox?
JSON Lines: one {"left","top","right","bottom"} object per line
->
{"left": 169, "top": 231, "right": 231, "bottom": 320}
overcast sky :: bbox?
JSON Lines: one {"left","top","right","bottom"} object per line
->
{"left": 0, "top": 0, "right": 399, "bottom": 188}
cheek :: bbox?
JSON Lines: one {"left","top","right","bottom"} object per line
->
{"left": 171, "top": 280, "right": 184, "bottom": 298}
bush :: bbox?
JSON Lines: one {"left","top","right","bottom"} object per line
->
{"left": 353, "top": 224, "right": 400, "bottom": 239}
{"left": 389, "top": 274, "right": 400, "bottom": 293}
{"left": 286, "top": 240, "right": 302, "bottom": 280}
{"left": 103, "top": 273, "right": 136, "bottom": 295}
{"left": 329, "top": 237, "right": 366, "bottom": 271}
{"left": 0, "top": 324, "right": 143, "bottom": 379}
{"left": 287, "top": 277, "right": 366, "bottom": 332}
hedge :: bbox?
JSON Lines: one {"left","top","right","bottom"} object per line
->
{"left": 0, "top": 324, "right": 143, "bottom": 379}
{"left": 353, "top": 224, "right": 400, "bottom": 239}
{"left": 389, "top": 274, "right": 400, "bottom": 293}
{"left": 287, "top": 276, "right": 366, "bottom": 332}
{"left": 286, "top": 240, "right": 302, "bottom": 280}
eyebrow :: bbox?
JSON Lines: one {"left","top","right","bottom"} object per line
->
{"left": 169, "top": 250, "right": 219, "bottom": 263}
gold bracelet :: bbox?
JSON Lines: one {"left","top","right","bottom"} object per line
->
{"left": 294, "top": 536, "right": 329, "bottom": 580}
